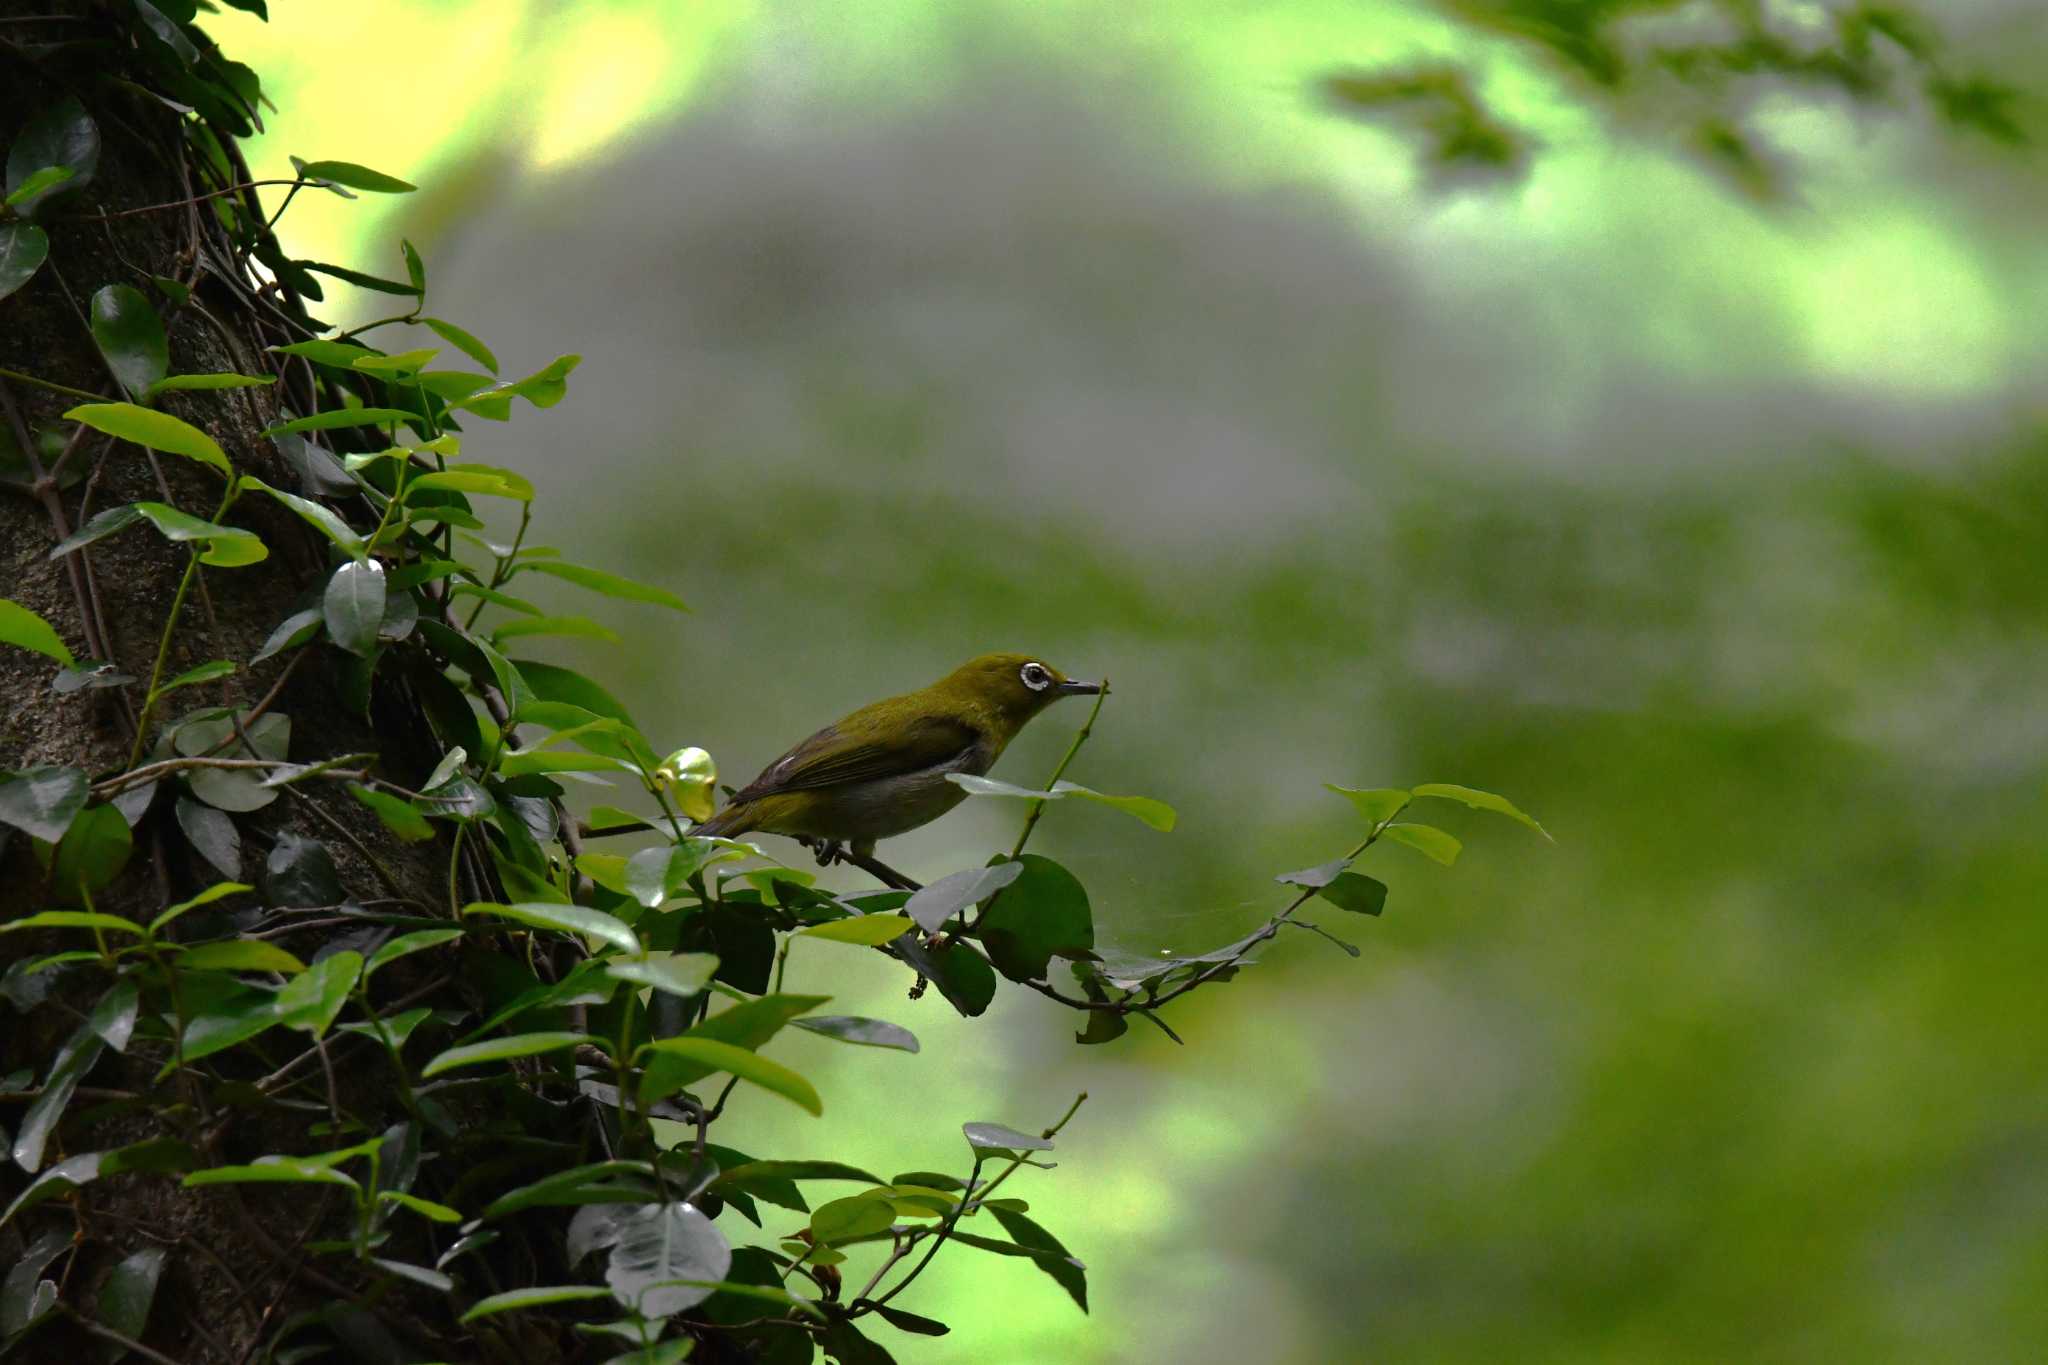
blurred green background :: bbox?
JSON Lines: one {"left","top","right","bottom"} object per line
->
{"left": 217, "top": 2, "right": 2047, "bottom": 1359}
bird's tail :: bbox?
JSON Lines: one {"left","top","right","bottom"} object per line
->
{"left": 691, "top": 802, "right": 754, "bottom": 839}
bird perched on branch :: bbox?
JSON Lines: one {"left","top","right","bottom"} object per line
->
{"left": 692, "top": 653, "right": 1100, "bottom": 858}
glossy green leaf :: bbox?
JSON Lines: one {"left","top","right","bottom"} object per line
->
{"left": 1413, "top": 782, "right": 1553, "bottom": 840}
{"left": 261, "top": 407, "right": 415, "bottom": 437}
{"left": 171, "top": 982, "right": 283, "bottom": 1067}
{"left": 451, "top": 354, "right": 581, "bottom": 417}
{"left": 0, "top": 601, "right": 75, "bottom": 669}
{"left": 420, "top": 1030, "right": 594, "bottom": 1078}
{"left": 301, "top": 260, "right": 421, "bottom": 296}
{"left": 1315, "top": 870, "right": 1389, "bottom": 916}
{"left": 639, "top": 994, "right": 829, "bottom": 1103}
{"left": 143, "top": 372, "right": 277, "bottom": 397}
{"left": 791, "top": 1015, "right": 919, "bottom": 1052}
{"left": 12, "top": 1021, "right": 104, "bottom": 1172}
{"left": 265, "top": 830, "right": 342, "bottom": 907}
{"left": 904, "top": 862, "right": 1023, "bottom": 933}
{"left": 296, "top": 159, "right": 416, "bottom": 193}
{"left": 1328, "top": 784, "right": 1411, "bottom": 827}
{"left": 0, "top": 223, "right": 51, "bottom": 303}
{"left": 948, "top": 773, "right": 1175, "bottom": 831}
{"left": 89, "top": 284, "right": 169, "bottom": 396}
{"left": 491, "top": 614, "right": 622, "bottom": 646}
{"left": 798, "top": 914, "right": 915, "bottom": 946}
{"left": 4, "top": 97, "right": 98, "bottom": 217}
{"left": 269, "top": 338, "right": 377, "bottom": 367}
{"left": 184, "top": 1159, "right": 359, "bottom": 1190}
{"left": 379, "top": 1190, "right": 463, "bottom": 1224}
{"left": 148, "top": 881, "right": 250, "bottom": 934}
{"left": 134, "top": 502, "right": 267, "bottom": 567}
{"left": 640, "top": 1039, "right": 822, "bottom": 1115}
{"left": 1382, "top": 822, "right": 1462, "bottom": 866}
{"left": 809, "top": 1193, "right": 896, "bottom": 1245}
{"left": 2, "top": 165, "right": 71, "bottom": 209}
{"left": 95, "top": 1246, "right": 168, "bottom": 1350}
{"left": 178, "top": 939, "right": 307, "bottom": 974}
{"left": 963, "top": 1122, "right": 1055, "bottom": 1155}
{"left": 51, "top": 804, "right": 132, "bottom": 903}
{"left": 322, "top": 559, "right": 386, "bottom": 655}
{"left": 990, "top": 1206, "right": 1088, "bottom": 1312}
{"left": 514, "top": 560, "right": 688, "bottom": 612}
{"left": 976, "top": 854, "right": 1093, "bottom": 984}
{"left": 63, "top": 403, "right": 227, "bottom": 472}
{"left": 408, "top": 465, "right": 534, "bottom": 501}
{"left": 463, "top": 900, "right": 642, "bottom": 956}
{"left": 0, "top": 765, "right": 87, "bottom": 842}
{"left": 347, "top": 782, "right": 433, "bottom": 842}
{"left": 162, "top": 658, "right": 235, "bottom": 692}
{"left": 364, "top": 928, "right": 464, "bottom": 979}
{"left": 275, "top": 950, "right": 362, "bottom": 1036}
{"left": 352, "top": 347, "right": 439, "bottom": 379}
{"left": 458, "top": 1285, "right": 612, "bottom": 1323}
{"left": 238, "top": 475, "right": 364, "bottom": 556}
{"left": 0, "top": 911, "right": 141, "bottom": 936}
{"left": 606, "top": 1202, "right": 733, "bottom": 1319}
{"left": 252, "top": 605, "right": 322, "bottom": 662}
{"left": 607, "top": 953, "right": 720, "bottom": 999}
{"left": 421, "top": 316, "right": 498, "bottom": 373}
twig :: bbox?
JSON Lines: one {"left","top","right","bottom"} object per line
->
{"left": 79, "top": 178, "right": 305, "bottom": 220}
{"left": 57, "top": 1305, "right": 182, "bottom": 1365}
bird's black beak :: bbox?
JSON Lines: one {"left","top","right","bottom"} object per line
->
{"left": 1058, "top": 679, "right": 1104, "bottom": 696}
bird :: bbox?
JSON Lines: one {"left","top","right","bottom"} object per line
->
{"left": 691, "top": 653, "right": 1101, "bottom": 859}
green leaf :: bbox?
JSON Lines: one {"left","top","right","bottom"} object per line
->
{"left": 275, "top": 950, "right": 362, "bottom": 1036}
{"left": 95, "top": 1246, "right": 168, "bottom": 1352}
{"left": 0, "top": 223, "right": 51, "bottom": 303}
{"left": 809, "top": 1193, "right": 896, "bottom": 1245}
{"left": 162, "top": 658, "right": 235, "bottom": 692}
{"left": 296, "top": 159, "right": 417, "bottom": 193}
{"left": 261, "top": 407, "right": 416, "bottom": 437}
{"left": 252, "top": 605, "right": 322, "bottom": 662}
{"left": 451, "top": 354, "right": 581, "bottom": 417}
{"left": 301, "top": 260, "right": 421, "bottom": 296}
{"left": 0, "top": 601, "right": 75, "bottom": 668}
{"left": 947, "top": 774, "right": 1175, "bottom": 831}
{"left": 51, "top": 804, "right": 132, "bottom": 903}
{"left": 238, "top": 475, "right": 364, "bottom": 556}
{"left": 269, "top": 338, "right": 378, "bottom": 368}
{"left": 606, "top": 1202, "right": 733, "bottom": 1319}
{"left": 148, "top": 881, "right": 251, "bottom": 934}
{"left": 322, "top": 559, "right": 386, "bottom": 655}
{"left": 172, "top": 982, "right": 284, "bottom": 1067}
{"left": 640, "top": 1039, "right": 822, "bottom": 1115}
{"left": 514, "top": 560, "right": 688, "bottom": 612}
{"left": 183, "top": 1159, "right": 359, "bottom": 1190}
{"left": 178, "top": 940, "right": 307, "bottom": 974}
{"left": 400, "top": 238, "right": 426, "bottom": 292}
{"left": 265, "top": 830, "right": 342, "bottom": 908}
{"left": 5, "top": 97, "right": 98, "bottom": 217}
{"left": 364, "top": 928, "right": 464, "bottom": 979}
{"left": 408, "top": 465, "right": 534, "bottom": 501}
{"left": 350, "top": 347, "right": 439, "bottom": 379}
{"left": 379, "top": 1189, "right": 463, "bottom": 1223}
{"left": 12, "top": 1021, "right": 104, "bottom": 1172}
{"left": 89, "top": 284, "right": 169, "bottom": 396}
{"left": 975, "top": 854, "right": 1093, "bottom": 984}
{"left": 143, "top": 372, "right": 277, "bottom": 397}
{"left": 989, "top": 1206, "right": 1088, "bottom": 1312}
{"left": 63, "top": 403, "right": 227, "bottom": 472}
{"left": 962, "top": 1122, "right": 1054, "bottom": 1155}
{"left": 47, "top": 505, "right": 141, "bottom": 560}
{"left": 87, "top": 980, "right": 139, "bottom": 1052}
{"left": 463, "top": 900, "right": 642, "bottom": 956}
{"left": 0, "top": 911, "right": 142, "bottom": 936}
{"left": 1412, "top": 782, "right": 1553, "bottom": 840}
{"left": 914, "top": 937, "right": 997, "bottom": 1018}
{"left": 131, "top": 502, "right": 266, "bottom": 567}
{"left": 1316, "top": 871, "right": 1388, "bottom": 916}
{"left": 1382, "top": 822, "right": 1462, "bottom": 865}
{"left": 2, "top": 165, "right": 72, "bottom": 209}
{"left": 607, "top": 953, "right": 720, "bottom": 999}
{"left": 797, "top": 914, "right": 915, "bottom": 946}
{"left": 0, "top": 765, "right": 87, "bottom": 841}
{"left": 420, "top": 317, "right": 499, "bottom": 373}
{"left": 904, "top": 862, "right": 1023, "bottom": 933}
{"left": 491, "top": 614, "right": 622, "bottom": 646}
{"left": 1328, "top": 785, "right": 1411, "bottom": 827}
{"left": 791, "top": 1015, "right": 918, "bottom": 1052}
{"left": 420, "top": 1030, "right": 594, "bottom": 1078}
{"left": 639, "top": 994, "right": 829, "bottom": 1104}
{"left": 347, "top": 783, "right": 433, "bottom": 842}
{"left": 458, "top": 1285, "right": 612, "bottom": 1324}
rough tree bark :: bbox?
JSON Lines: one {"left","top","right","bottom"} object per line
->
{"left": 2, "top": 10, "right": 470, "bottom": 1361}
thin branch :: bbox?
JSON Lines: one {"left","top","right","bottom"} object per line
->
{"left": 78, "top": 178, "right": 305, "bottom": 221}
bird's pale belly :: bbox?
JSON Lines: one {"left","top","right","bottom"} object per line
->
{"left": 763, "top": 747, "right": 993, "bottom": 842}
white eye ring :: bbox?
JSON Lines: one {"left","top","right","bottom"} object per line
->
{"left": 1020, "top": 663, "right": 1051, "bottom": 691}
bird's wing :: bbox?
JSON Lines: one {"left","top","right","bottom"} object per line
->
{"left": 728, "top": 710, "right": 982, "bottom": 803}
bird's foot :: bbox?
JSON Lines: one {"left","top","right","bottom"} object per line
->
{"left": 809, "top": 839, "right": 845, "bottom": 868}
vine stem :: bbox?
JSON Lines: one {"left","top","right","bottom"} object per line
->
{"left": 124, "top": 479, "right": 240, "bottom": 769}
{"left": 0, "top": 364, "right": 101, "bottom": 401}
{"left": 1011, "top": 680, "right": 1110, "bottom": 860}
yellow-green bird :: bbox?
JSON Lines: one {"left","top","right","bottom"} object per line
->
{"left": 693, "top": 653, "right": 1101, "bottom": 857}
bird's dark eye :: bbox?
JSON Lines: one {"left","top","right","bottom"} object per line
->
{"left": 1020, "top": 663, "right": 1051, "bottom": 691}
